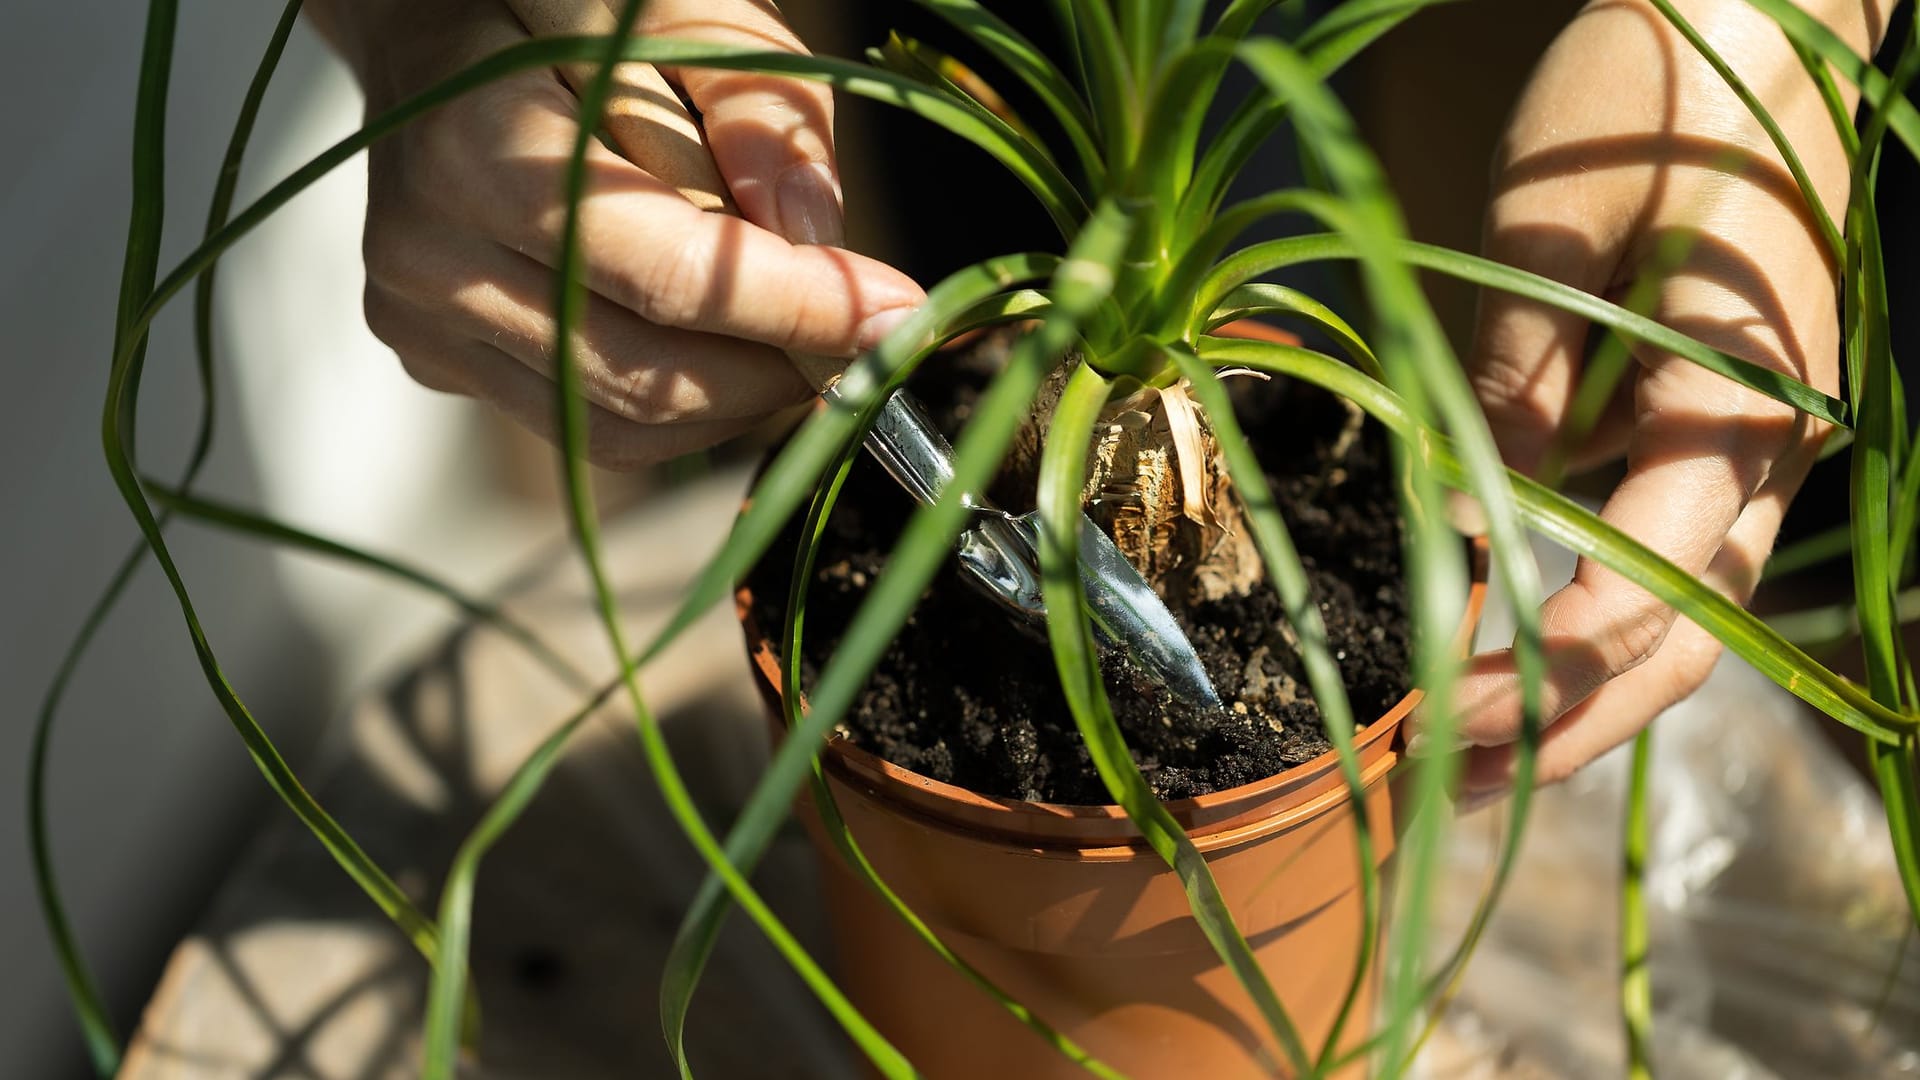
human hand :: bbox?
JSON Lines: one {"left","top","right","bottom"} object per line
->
{"left": 312, "top": 0, "right": 924, "bottom": 467}
{"left": 1432, "top": 0, "right": 1885, "bottom": 806}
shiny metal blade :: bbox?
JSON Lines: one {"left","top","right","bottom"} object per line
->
{"left": 839, "top": 387, "right": 1223, "bottom": 708}
{"left": 1057, "top": 514, "right": 1224, "bottom": 710}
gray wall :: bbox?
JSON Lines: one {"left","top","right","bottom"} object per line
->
{"left": 2, "top": 7, "right": 541, "bottom": 1076}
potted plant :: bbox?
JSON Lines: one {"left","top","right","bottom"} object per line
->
{"left": 31, "top": 0, "right": 1920, "bottom": 1077}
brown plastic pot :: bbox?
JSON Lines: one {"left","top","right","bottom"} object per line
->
{"left": 736, "top": 531, "right": 1488, "bottom": 1078}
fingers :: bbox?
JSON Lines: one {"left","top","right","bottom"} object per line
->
{"left": 1446, "top": 174, "right": 1837, "bottom": 748}
{"left": 406, "top": 72, "right": 921, "bottom": 358}
{"left": 1454, "top": 617, "right": 1723, "bottom": 807}
{"left": 1448, "top": 349, "right": 1805, "bottom": 748}
{"left": 1454, "top": 452, "right": 1802, "bottom": 803}
{"left": 1466, "top": 225, "right": 1613, "bottom": 479}
{"left": 1438, "top": 0, "right": 1850, "bottom": 797}
{"left": 364, "top": 289, "right": 765, "bottom": 469}
{"left": 369, "top": 230, "right": 812, "bottom": 423}
{"left": 472, "top": 342, "right": 773, "bottom": 468}
{"left": 508, "top": 0, "right": 731, "bottom": 208}
{"left": 638, "top": 0, "right": 843, "bottom": 244}
{"left": 1465, "top": 0, "right": 1657, "bottom": 481}
{"left": 361, "top": 0, "right": 921, "bottom": 451}
{"left": 1442, "top": 417, "right": 1818, "bottom": 809}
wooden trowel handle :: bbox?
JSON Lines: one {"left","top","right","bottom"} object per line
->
{"left": 788, "top": 352, "right": 849, "bottom": 396}
{"left": 506, "top": 0, "right": 732, "bottom": 212}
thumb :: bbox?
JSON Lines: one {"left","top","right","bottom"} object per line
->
{"left": 645, "top": 0, "right": 844, "bottom": 246}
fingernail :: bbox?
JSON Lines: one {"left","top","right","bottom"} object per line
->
{"left": 776, "top": 162, "right": 844, "bottom": 247}
{"left": 856, "top": 307, "right": 916, "bottom": 353}
{"left": 1404, "top": 732, "right": 1464, "bottom": 759}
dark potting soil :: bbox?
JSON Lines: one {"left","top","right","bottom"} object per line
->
{"left": 746, "top": 348, "right": 1411, "bottom": 805}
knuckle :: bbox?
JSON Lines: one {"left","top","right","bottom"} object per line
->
{"left": 365, "top": 286, "right": 464, "bottom": 395}
{"left": 607, "top": 366, "right": 683, "bottom": 426}
{"left": 630, "top": 229, "right": 718, "bottom": 330}
{"left": 408, "top": 101, "right": 483, "bottom": 210}
{"left": 361, "top": 219, "right": 429, "bottom": 296}
{"left": 362, "top": 284, "right": 408, "bottom": 348}
{"left": 1659, "top": 635, "right": 1721, "bottom": 705}
{"left": 1725, "top": 396, "right": 1804, "bottom": 464}
{"left": 1468, "top": 346, "right": 1557, "bottom": 421}
{"left": 1637, "top": 368, "right": 1807, "bottom": 495}
{"left": 1467, "top": 349, "right": 1530, "bottom": 399}
{"left": 397, "top": 349, "right": 464, "bottom": 395}
{"left": 414, "top": 81, "right": 567, "bottom": 231}
{"left": 1598, "top": 600, "right": 1671, "bottom": 678}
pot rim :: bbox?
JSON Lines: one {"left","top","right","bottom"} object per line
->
{"left": 738, "top": 536, "right": 1489, "bottom": 848}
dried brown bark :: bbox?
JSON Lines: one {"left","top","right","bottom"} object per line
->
{"left": 998, "top": 363, "right": 1265, "bottom": 607}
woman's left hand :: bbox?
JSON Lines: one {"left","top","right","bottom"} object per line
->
{"left": 1428, "top": 0, "right": 1882, "bottom": 807}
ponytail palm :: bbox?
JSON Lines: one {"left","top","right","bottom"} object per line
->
{"left": 35, "top": 1, "right": 1920, "bottom": 1077}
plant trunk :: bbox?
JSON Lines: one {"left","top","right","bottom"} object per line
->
{"left": 999, "top": 364, "right": 1264, "bottom": 609}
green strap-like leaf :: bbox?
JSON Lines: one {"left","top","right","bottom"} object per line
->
{"left": 1233, "top": 41, "right": 1546, "bottom": 1069}
{"left": 1129, "top": 37, "right": 1225, "bottom": 232}
{"left": 1871, "top": 737, "right": 1920, "bottom": 929}
{"left": 102, "top": 0, "right": 444, "bottom": 982}
{"left": 1065, "top": 0, "right": 1136, "bottom": 177}
{"left": 30, "top": 542, "right": 145, "bottom": 1077}
{"left": 1198, "top": 336, "right": 1916, "bottom": 745}
{"left": 1211, "top": 0, "right": 1292, "bottom": 40}
{"left": 544, "top": 6, "right": 924, "bottom": 1072}
{"left": 1161, "top": 186, "right": 1341, "bottom": 332}
{"left": 1168, "top": 346, "right": 1380, "bottom": 1068}
{"left": 1740, "top": 0, "right": 1920, "bottom": 160}
{"left": 775, "top": 423, "right": 1127, "bottom": 1080}
{"left": 1621, "top": 729, "right": 1656, "bottom": 1080}
{"left": 143, "top": 481, "right": 589, "bottom": 690}
{"left": 1764, "top": 524, "right": 1852, "bottom": 580}
{"left": 421, "top": 675, "right": 624, "bottom": 1077}
{"left": 1538, "top": 226, "right": 1703, "bottom": 486}
{"left": 1202, "top": 233, "right": 1852, "bottom": 428}
{"left": 908, "top": 0, "right": 1106, "bottom": 188}
{"left": 1180, "top": 0, "right": 1466, "bottom": 236}
{"left": 870, "top": 32, "right": 1060, "bottom": 182}
{"left": 1844, "top": 11, "right": 1920, "bottom": 930}
{"left": 417, "top": 278, "right": 1054, "bottom": 1078}
{"left": 1119, "top": 0, "right": 1157, "bottom": 89}
{"left": 1205, "top": 282, "right": 1383, "bottom": 380}
{"left": 1791, "top": 36, "right": 1860, "bottom": 158}
{"left": 659, "top": 211, "right": 1128, "bottom": 1074}
{"left": 1039, "top": 361, "right": 1309, "bottom": 1076}
{"left": 33, "top": 2, "right": 307, "bottom": 1071}
{"left": 133, "top": 36, "right": 1085, "bottom": 336}
{"left": 1646, "top": 0, "right": 1843, "bottom": 260}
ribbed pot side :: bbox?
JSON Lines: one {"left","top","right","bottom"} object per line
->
{"left": 735, "top": 537, "right": 1487, "bottom": 1079}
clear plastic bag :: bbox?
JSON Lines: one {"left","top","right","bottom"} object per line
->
{"left": 1423, "top": 648, "right": 1919, "bottom": 1078}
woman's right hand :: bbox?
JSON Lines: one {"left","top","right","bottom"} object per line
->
{"left": 310, "top": 0, "right": 925, "bottom": 468}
